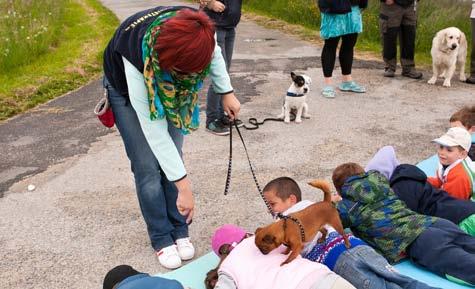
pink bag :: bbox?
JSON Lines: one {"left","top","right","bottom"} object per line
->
{"left": 94, "top": 90, "right": 115, "bottom": 128}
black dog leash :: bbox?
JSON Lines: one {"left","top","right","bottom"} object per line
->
{"left": 223, "top": 120, "right": 307, "bottom": 241}
{"left": 242, "top": 113, "right": 296, "bottom": 130}
{"left": 223, "top": 121, "right": 274, "bottom": 214}
{"left": 281, "top": 214, "right": 306, "bottom": 242}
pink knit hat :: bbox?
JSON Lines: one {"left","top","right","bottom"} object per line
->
{"left": 211, "top": 224, "right": 247, "bottom": 256}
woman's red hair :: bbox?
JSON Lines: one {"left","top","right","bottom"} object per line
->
{"left": 156, "top": 9, "right": 215, "bottom": 73}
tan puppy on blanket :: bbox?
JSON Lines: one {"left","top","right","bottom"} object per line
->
{"left": 255, "top": 180, "right": 350, "bottom": 265}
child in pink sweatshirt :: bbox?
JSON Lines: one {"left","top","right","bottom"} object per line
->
{"left": 205, "top": 224, "right": 355, "bottom": 289}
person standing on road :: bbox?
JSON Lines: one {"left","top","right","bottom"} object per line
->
{"left": 200, "top": 0, "right": 243, "bottom": 136}
{"left": 318, "top": 0, "right": 368, "bottom": 98}
{"left": 379, "top": 0, "right": 423, "bottom": 79}
{"left": 467, "top": 0, "right": 475, "bottom": 84}
{"left": 102, "top": 6, "right": 240, "bottom": 269}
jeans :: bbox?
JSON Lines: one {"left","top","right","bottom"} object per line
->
{"left": 334, "top": 245, "right": 438, "bottom": 289}
{"left": 407, "top": 218, "right": 475, "bottom": 285}
{"left": 206, "top": 27, "right": 236, "bottom": 125}
{"left": 104, "top": 77, "right": 188, "bottom": 251}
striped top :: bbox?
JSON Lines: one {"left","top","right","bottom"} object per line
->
{"left": 304, "top": 231, "right": 365, "bottom": 270}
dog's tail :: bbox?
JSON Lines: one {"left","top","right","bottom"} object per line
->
{"left": 308, "top": 180, "right": 332, "bottom": 202}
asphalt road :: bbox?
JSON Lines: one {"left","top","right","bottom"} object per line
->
{"left": 0, "top": 1, "right": 474, "bottom": 288}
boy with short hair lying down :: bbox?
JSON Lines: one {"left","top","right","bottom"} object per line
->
{"left": 333, "top": 162, "right": 475, "bottom": 286}
{"left": 365, "top": 145, "right": 475, "bottom": 236}
{"left": 262, "top": 176, "right": 439, "bottom": 289}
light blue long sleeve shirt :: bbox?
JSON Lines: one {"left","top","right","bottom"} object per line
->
{"left": 122, "top": 40, "right": 232, "bottom": 181}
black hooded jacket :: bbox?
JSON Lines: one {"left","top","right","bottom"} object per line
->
{"left": 380, "top": 0, "right": 417, "bottom": 8}
{"left": 318, "top": 0, "right": 368, "bottom": 14}
{"left": 203, "top": 0, "right": 242, "bottom": 29}
{"left": 390, "top": 164, "right": 475, "bottom": 224}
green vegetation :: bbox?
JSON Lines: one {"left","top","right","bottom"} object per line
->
{"left": 243, "top": 0, "right": 471, "bottom": 66}
{"left": 0, "top": 0, "right": 118, "bottom": 121}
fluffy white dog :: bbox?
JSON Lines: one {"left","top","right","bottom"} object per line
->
{"left": 428, "top": 27, "right": 467, "bottom": 87}
{"left": 278, "top": 72, "right": 312, "bottom": 123}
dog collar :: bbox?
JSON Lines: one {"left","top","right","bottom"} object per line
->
{"left": 286, "top": 92, "right": 305, "bottom": 97}
{"left": 278, "top": 213, "right": 306, "bottom": 242}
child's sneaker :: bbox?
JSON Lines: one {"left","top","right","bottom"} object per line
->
{"left": 176, "top": 237, "right": 195, "bottom": 261}
{"left": 156, "top": 245, "right": 182, "bottom": 269}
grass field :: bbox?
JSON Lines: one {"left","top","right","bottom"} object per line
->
{"left": 0, "top": 0, "right": 118, "bottom": 121}
{"left": 243, "top": 0, "right": 472, "bottom": 66}
{"left": 0, "top": 0, "right": 471, "bottom": 121}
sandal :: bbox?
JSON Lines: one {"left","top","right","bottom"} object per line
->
{"left": 338, "top": 81, "right": 366, "bottom": 93}
{"left": 321, "top": 86, "right": 336, "bottom": 98}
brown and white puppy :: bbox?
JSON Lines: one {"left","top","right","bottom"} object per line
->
{"left": 254, "top": 180, "right": 349, "bottom": 265}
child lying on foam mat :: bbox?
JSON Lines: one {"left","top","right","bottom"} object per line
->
{"left": 334, "top": 161, "right": 475, "bottom": 287}
{"left": 153, "top": 150, "right": 474, "bottom": 289}
{"left": 366, "top": 146, "right": 475, "bottom": 236}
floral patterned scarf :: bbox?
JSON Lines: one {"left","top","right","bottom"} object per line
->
{"left": 142, "top": 10, "right": 210, "bottom": 134}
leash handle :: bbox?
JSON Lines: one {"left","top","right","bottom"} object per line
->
{"left": 224, "top": 121, "right": 274, "bottom": 215}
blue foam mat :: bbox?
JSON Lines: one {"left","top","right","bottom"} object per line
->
{"left": 159, "top": 155, "right": 473, "bottom": 288}
{"left": 416, "top": 154, "right": 438, "bottom": 177}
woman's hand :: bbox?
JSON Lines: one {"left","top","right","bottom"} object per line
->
{"left": 222, "top": 92, "right": 240, "bottom": 120}
{"left": 208, "top": 0, "right": 225, "bottom": 13}
{"left": 385, "top": 0, "right": 394, "bottom": 5}
{"left": 175, "top": 177, "right": 194, "bottom": 224}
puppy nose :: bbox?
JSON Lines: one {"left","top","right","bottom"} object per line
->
{"left": 304, "top": 88, "right": 308, "bottom": 93}
{"left": 452, "top": 44, "right": 457, "bottom": 49}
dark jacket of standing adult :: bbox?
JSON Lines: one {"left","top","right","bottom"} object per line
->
{"left": 390, "top": 164, "right": 475, "bottom": 224}
{"left": 203, "top": 0, "right": 242, "bottom": 29}
{"left": 318, "top": 0, "right": 368, "bottom": 14}
{"left": 379, "top": 0, "right": 418, "bottom": 8}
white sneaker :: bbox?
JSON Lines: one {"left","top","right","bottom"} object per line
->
{"left": 176, "top": 237, "right": 195, "bottom": 261}
{"left": 156, "top": 245, "right": 182, "bottom": 269}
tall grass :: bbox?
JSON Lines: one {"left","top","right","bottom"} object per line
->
{"left": 243, "top": 0, "right": 472, "bottom": 64}
{"left": 0, "top": 0, "right": 66, "bottom": 73}
{"left": 0, "top": 0, "right": 118, "bottom": 120}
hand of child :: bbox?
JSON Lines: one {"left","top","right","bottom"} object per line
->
{"left": 331, "top": 193, "right": 342, "bottom": 203}
{"left": 209, "top": 0, "right": 226, "bottom": 13}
